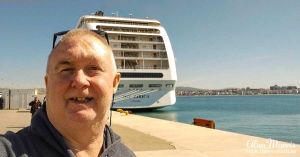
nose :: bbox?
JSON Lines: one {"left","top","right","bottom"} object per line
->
{"left": 71, "top": 70, "right": 90, "bottom": 89}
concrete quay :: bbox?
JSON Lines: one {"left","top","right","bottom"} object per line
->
{"left": 0, "top": 110, "right": 299, "bottom": 157}
{"left": 112, "top": 112, "right": 299, "bottom": 157}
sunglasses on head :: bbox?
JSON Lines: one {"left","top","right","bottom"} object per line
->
{"left": 52, "top": 29, "right": 110, "bottom": 49}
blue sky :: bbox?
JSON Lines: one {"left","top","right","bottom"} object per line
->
{"left": 0, "top": 0, "right": 299, "bottom": 89}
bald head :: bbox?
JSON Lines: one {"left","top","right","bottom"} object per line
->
{"left": 43, "top": 29, "right": 121, "bottom": 139}
{"left": 46, "top": 29, "right": 116, "bottom": 73}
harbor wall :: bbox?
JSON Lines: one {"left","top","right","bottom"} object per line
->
{"left": 0, "top": 88, "right": 45, "bottom": 110}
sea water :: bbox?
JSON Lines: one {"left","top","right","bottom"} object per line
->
{"left": 136, "top": 95, "right": 300, "bottom": 144}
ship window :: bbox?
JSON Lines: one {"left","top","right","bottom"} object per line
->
{"left": 166, "top": 84, "right": 174, "bottom": 88}
{"left": 129, "top": 84, "right": 143, "bottom": 88}
{"left": 118, "top": 84, "right": 124, "bottom": 88}
{"left": 84, "top": 18, "right": 160, "bottom": 26}
{"left": 120, "top": 72, "right": 163, "bottom": 78}
{"left": 149, "top": 84, "right": 162, "bottom": 88}
{"left": 99, "top": 26, "right": 160, "bottom": 34}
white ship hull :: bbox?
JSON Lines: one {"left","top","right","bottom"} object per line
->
{"left": 113, "top": 80, "right": 176, "bottom": 110}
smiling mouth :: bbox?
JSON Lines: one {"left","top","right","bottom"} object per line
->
{"left": 69, "top": 97, "right": 94, "bottom": 104}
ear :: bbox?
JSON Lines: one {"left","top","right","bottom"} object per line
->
{"left": 112, "top": 73, "right": 120, "bottom": 94}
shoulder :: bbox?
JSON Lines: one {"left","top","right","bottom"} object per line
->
{"left": 101, "top": 126, "right": 136, "bottom": 157}
{"left": 101, "top": 142, "right": 136, "bottom": 157}
{"left": 0, "top": 135, "right": 12, "bottom": 156}
{"left": 0, "top": 129, "right": 33, "bottom": 157}
{"left": 0, "top": 131, "right": 26, "bottom": 157}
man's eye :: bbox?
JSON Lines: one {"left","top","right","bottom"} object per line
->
{"left": 89, "top": 66, "right": 100, "bottom": 70}
{"left": 86, "top": 66, "right": 102, "bottom": 75}
{"left": 60, "top": 68, "right": 75, "bottom": 74}
{"left": 62, "top": 68, "right": 73, "bottom": 72}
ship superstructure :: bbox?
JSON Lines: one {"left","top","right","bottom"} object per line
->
{"left": 76, "top": 11, "right": 177, "bottom": 110}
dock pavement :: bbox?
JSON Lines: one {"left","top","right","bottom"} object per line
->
{"left": 0, "top": 110, "right": 299, "bottom": 157}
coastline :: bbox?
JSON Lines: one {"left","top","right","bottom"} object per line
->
{"left": 176, "top": 94, "right": 300, "bottom": 97}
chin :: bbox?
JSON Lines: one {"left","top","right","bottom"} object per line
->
{"left": 67, "top": 109, "right": 97, "bottom": 124}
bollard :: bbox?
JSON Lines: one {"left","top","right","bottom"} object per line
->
{"left": 116, "top": 108, "right": 124, "bottom": 113}
{"left": 193, "top": 118, "right": 215, "bottom": 129}
{"left": 124, "top": 111, "right": 129, "bottom": 115}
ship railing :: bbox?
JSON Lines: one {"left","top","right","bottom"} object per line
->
{"left": 116, "top": 66, "right": 169, "bottom": 69}
{"left": 120, "top": 46, "right": 139, "bottom": 49}
{"left": 110, "top": 39, "right": 164, "bottom": 43}
{"left": 143, "top": 66, "right": 168, "bottom": 69}
{"left": 101, "top": 27, "right": 160, "bottom": 34}
{"left": 123, "top": 54, "right": 140, "bottom": 57}
{"left": 86, "top": 19, "right": 160, "bottom": 26}
{"left": 114, "top": 55, "right": 167, "bottom": 58}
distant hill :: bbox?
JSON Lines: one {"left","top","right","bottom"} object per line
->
{"left": 176, "top": 86, "right": 204, "bottom": 91}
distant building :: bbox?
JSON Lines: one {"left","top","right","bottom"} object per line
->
{"left": 270, "top": 85, "right": 281, "bottom": 90}
{"left": 0, "top": 88, "right": 45, "bottom": 110}
{"left": 287, "top": 86, "right": 297, "bottom": 90}
{"left": 270, "top": 85, "right": 297, "bottom": 91}
{"left": 176, "top": 85, "right": 299, "bottom": 96}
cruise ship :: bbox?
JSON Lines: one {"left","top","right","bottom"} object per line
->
{"left": 76, "top": 11, "right": 177, "bottom": 110}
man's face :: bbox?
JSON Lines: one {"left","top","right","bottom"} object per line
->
{"left": 45, "top": 35, "right": 119, "bottom": 129}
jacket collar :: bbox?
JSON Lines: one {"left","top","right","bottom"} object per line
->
{"left": 30, "top": 105, "right": 120, "bottom": 157}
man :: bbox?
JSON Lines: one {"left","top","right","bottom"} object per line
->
{"left": 0, "top": 29, "right": 135, "bottom": 157}
{"left": 28, "top": 96, "right": 42, "bottom": 116}
{"left": 0, "top": 93, "right": 4, "bottom": 109}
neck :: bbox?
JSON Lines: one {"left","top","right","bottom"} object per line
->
{"left": 67, "top": 133, "right": 104, "bottom": 157}
{"left": 63, "top": 123, "right": 106, "bottom": 157}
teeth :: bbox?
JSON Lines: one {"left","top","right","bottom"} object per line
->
{"left": 71, "top": 97, "right": 92, "bottom": 102}
{"left": 77, "top": 97, "right": 85, "bottom": 101}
